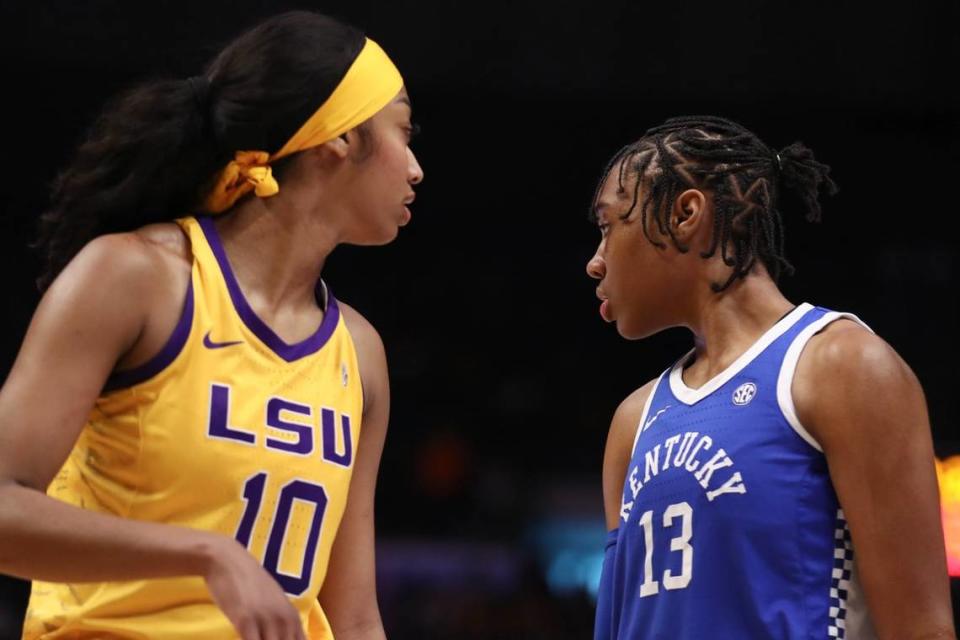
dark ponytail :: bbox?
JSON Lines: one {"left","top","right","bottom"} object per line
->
{"left": 35, "top": 79, "right": 220, "bottom": 290}
{"left": 775, "top": 141, "right": 838, "bottom": 224}
{"left": 36, "top": 11, "right": 366, "bottom": 290}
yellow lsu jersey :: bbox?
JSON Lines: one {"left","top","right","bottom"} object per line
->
{"left": 24, "top": 216, "right": 363, "bottom": 639}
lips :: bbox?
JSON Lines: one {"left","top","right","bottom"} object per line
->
{"left": 597, "top": 288, "right": 613, "bottom": 323}
{"left": 600, "top": 299, "right": 613, "bottom": 322}
{"left": 399, "top": 193, "right": 415, "bottom": 226}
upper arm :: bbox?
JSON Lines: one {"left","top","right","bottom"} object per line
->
{"left": 335, "top": 303, "right": 390, "bottom": 515}
{"left": 794, "top": 321, "right": 954, "bottom": 637}
{"left": 602, "top": 380, "right": 657, "bottom": 531}
{"left": 0, "top": 234, "right": 160, "bottom": 491}
{"left": 318, "top": 303, "right": 389, "bottom": 636}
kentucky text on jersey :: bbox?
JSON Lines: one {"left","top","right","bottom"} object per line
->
{"left": 620, "top": 432, "right": 747, "bottom": 522}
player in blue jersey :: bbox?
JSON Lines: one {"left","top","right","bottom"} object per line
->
{"left": 0, "top": 11, "right": 422, "bottom": 640}
{"left": 587, "top": 116, "right": 953, "bottom": 639}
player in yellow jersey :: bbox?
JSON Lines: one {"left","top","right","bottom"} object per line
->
{"left": 0, "top": 11, "right": 422, "bottom": 640}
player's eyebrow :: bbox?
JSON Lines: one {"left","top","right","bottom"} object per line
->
{"left": 592, "top": 201, "right": 611, "bottom": 220}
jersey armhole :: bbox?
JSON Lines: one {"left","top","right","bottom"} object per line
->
{"left": 102, "top": 278, "right": 195, "bottom": 393}
{"left": 103, "top": 220, "right": 198, "bottom": 393}
{"left": 336, "top": 299, "right": 370, "bottom": 418}
{"left": 630, "top": 371, "right": 668, "bottom": 456}
{"left": 776, "top": 311, "right": 873, "bottom": 452}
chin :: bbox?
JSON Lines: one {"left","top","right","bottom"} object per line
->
{"left": 615, "top": 323, "right": 643, "bottom": 341}
{"left": 351, "top": 225, "right": 400, "bottom": 246}
{"left": 615, "top": 317, "right": 660, "bottom": 341}
{"left": 376, "top": 225, "right": 401, "bottom": 245}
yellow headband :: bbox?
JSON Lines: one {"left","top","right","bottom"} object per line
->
{"left": 202, "top": 37, "right": 404, "bottom": 214}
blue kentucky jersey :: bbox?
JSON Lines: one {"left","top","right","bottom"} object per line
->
{"left": 596, "top": 303, "right": 878, "bottom": 639}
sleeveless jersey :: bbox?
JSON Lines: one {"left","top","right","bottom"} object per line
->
{"left": 24, "top": 216, "right": 363, "bottom": 639}
{"left": 597, "top": 303, "right": 879, "bottom": 639}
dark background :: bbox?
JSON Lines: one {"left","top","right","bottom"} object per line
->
{"left": 0, "top": 1, "right": 957, "bottom": 637}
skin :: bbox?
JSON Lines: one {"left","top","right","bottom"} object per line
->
{"left": 0, "top": 88, "right": 423, "bottom": 640}
{"left": 587, "top": 162, "right": 954, "bottom": 639}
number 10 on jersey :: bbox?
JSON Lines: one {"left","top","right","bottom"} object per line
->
{"left": 235, "top": 472, "right": 329, "bottom": 596}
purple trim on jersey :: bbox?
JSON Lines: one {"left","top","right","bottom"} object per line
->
{"left": 103, "top": 279, "right": 195, "bottom": 393}
{"left": 197, "top": 216, "right": 340, "bottom": 362}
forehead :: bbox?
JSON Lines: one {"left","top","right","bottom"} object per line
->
{"left": 595, "top": 160, "right": 635, "bottom": 208}
{"left": 390, "top": 87, "right": 411, "bottom": 110}
{"left": 371, "top": 88, "right": 411, "bottom": 123}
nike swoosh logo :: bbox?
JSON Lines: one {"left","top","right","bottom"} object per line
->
{"left": 203, "top": 331, "right": 243, "bottom": 349}
{"left": 643, "top": 405, "right": 671, "bottom": 432}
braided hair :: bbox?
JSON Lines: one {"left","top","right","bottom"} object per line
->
{"left": 591, "top": 115, "right": 837, "bottom": 291}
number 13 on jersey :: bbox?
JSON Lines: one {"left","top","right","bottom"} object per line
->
{"left": 637, "top": 501, "right": 694, "bottom": 597}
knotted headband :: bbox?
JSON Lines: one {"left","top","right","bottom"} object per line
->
{"left": 202, "top": 38, "right": 403, "bottom": 213}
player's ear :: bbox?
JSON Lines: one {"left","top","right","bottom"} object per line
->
{"left": 671, "top": 189, "right": 708, "bottom": 242}
{"left": 322, "top": 133, "right": 350, "bottom": 160}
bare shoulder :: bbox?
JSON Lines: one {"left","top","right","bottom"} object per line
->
{"left": 337, "top": 300, "right": 385, "bottom": 358}
{"left": 133, "top": 222, "right": 193, "bottom": 265}
{"left": 794, "top": 318, "right": 923, "bottom": 448}
{"left": 336, "top": 301, "right": 388, "bottom": 414}
{"left": 40, "top": 225, "right": 193, "bottom": 369}
{"left": 59, "top": 223, "right": 190, "bottom": 292}
{"left": 801, "top": 318, "right": 905, "bottom": 371}
{"left": 796, "top": 318, "right": 917, "bottom": 400}
{"left": 610, "top": 378, "right": 660, "bottom": 447}
{"left": 129, "top": 223, "right": 193, "bottom": 300}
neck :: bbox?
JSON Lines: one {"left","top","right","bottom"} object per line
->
{"left": 213, "top": 193, "right": 343, "bottom": 314}
{"left": 684, "top": 270, "right": 795, "bottom": 380}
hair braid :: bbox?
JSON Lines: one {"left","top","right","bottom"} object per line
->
{"left": 590, "top": 115, "right": 836, "bottom": 291}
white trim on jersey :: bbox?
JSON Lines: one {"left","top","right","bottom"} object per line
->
{"left": 669, "top": 303, "right": 814, "bottom": 406}
{"left": 829, "top": 509, "right": 854, "bottom": 638}
{"left": 828, "top": 509, "right": 879, "bottom": 639}
{"left": 631, "top": 371, "right": 667, "bottom": 456}
{"left": 844, "top": 545, "right": 880, "bottom": 639}
{"left": 776, "top": 311, "right": 872, "bottom": 452}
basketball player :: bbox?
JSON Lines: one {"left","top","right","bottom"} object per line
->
{"left": 0, "top": 11, "right": 422, "bottom": 639}
{"left": 588, "top": 117, "right": 954, "bottom": 638}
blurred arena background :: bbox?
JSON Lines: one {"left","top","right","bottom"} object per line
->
{"left": 1, "top": 1, "right": 956, "bottom": 637}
